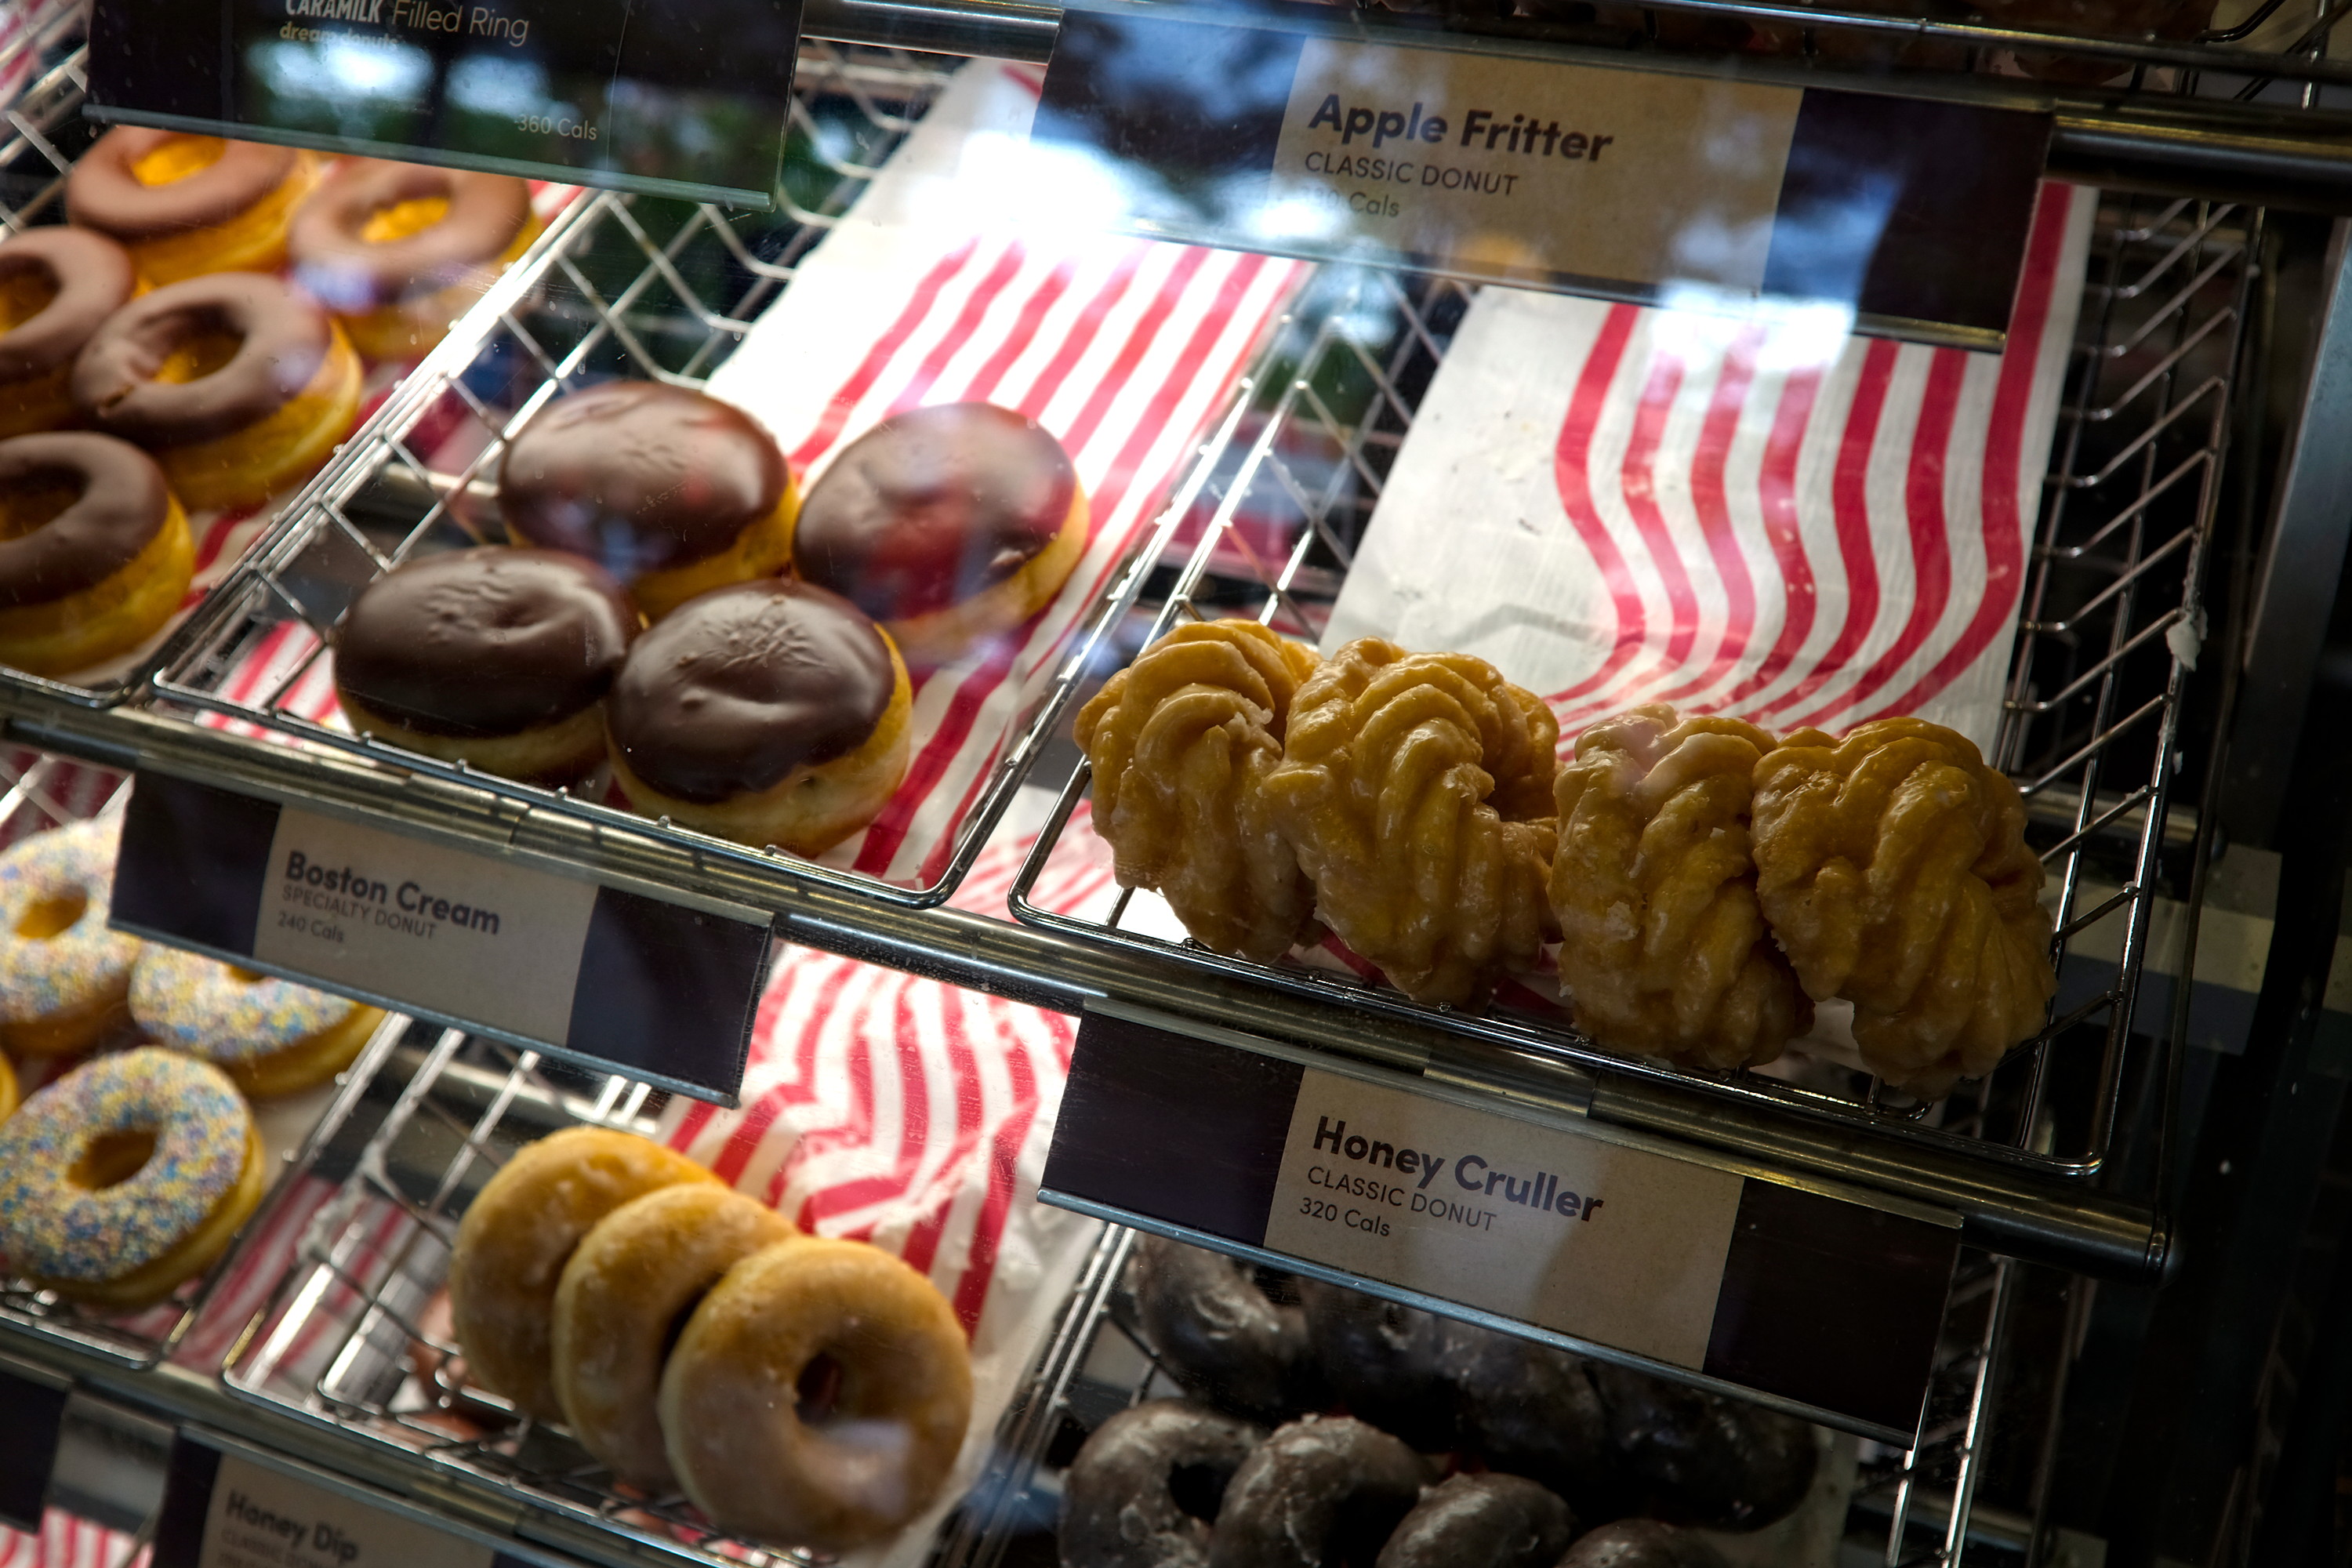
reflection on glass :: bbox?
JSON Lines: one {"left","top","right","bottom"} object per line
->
{"left": 248, "top": 36, "right": 434, "bottom": 141}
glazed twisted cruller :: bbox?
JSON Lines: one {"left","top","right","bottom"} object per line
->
{"left": 1552, "top": 706, "right": 1810, "bottom": 1071}
{"left": 1751, "top": 718, "right": 2056, "bottom": 1097}
{"left": 1076, "top": 619, "right": 1321, "bottom": 963}
{"left": 1265, "top": 638, "right": 1558, "bottom": 1005}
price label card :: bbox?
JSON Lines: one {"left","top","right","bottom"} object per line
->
{"left": 111, "top": 771, "right": 768, "bottom": 1102}
{"left": 85, "top": 0, "right": 800, "bottom": 206}
{"left": 1043, "top": 1006, "right": 1961, "bottom": 1441}
{"left": 0, "top": 1359, "right": 70, "bottom": 1534}
{"left": 1033, "top": 2, "right": 2050, "bottom": 343}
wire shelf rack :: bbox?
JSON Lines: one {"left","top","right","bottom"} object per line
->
{"left": 1009, "top": 188, "right": 2249, "bottom": 1189}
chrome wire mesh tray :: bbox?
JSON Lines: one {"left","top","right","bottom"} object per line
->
{"left": 1011, "top": 189, "right": 2249, "bottom": 1186}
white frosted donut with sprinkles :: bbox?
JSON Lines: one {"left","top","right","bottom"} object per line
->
{"left": 0, "top": 1047, "right": 263, "bottom": 1306}
{"left": 129, "top": 946, "right": 384, "bottom": 1098}
{"left": 0, "top": 818, "right": 142, "bottom": 1056}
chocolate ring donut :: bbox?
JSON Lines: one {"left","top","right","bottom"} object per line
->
{"left": 1060, "top": 1400, "right": 1262, "bottom": 1568}
{"left": 1371, "top": 1474, "right": 1578, "bottom": 1568}
{"left": 1554, "top": 1519, "right": 1730, "bottom": 1568}
{"left": 1591, "top": 1365, "right": 1817, "bottom": 1530}
{"left": 291, "top": 160, "right": 533, "bottom": 310}
{"left": 335, "top": 547, "right": 637, "bottom": 739}
{"left": 1206, "top": 1416, "right": 1424, "bottom": 1568}
{"left": 67, "top": 131, "right": 297, "bottom": 242}
{"left": 1450, "top": 1334, "right": 1619, "bottom": 1518}
{"left": 0, "top": 230, "right": 136, "bottom": 388}
{"left": 1299, "top": 1279, "right": 1461, "bottom": 1451}
{"left": 71, "top": 272, "right": 331, "bottom": 448}
{"left": 0, "top": 432, "right": 176, "bottom": 607}
{"left": 1128, "top": 1234, "right": 1312, "bottom": 1421}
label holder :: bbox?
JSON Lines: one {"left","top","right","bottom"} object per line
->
{"left": 0, "top": 1355, "right": 71, "bottom": 1534}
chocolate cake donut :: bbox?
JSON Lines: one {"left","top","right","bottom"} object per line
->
{"left": 1592, "top": 1365, "right": 1817, "bottom": 1530}
{"left": 335, "top": 546, "right": 639, "bottom": 782}
{"left": 291, "top": 159, "right": 539, "bottom": 360}
{"left": 1372, "top": 1473, "right": 1578, "bottom": 1568}
{"left": 1553, "top": 1519, "right": 1730, "bottom": 1568}
{"left": 604, "top": 578, "right": 912, "bottom": 853}
{"left": 1127, "top": 1234, "right": 1313, "bottom": 1421}
{"left": 1060, "top": 1400, "right": 1263, "bottom": 1568}
{"left": 1299, "top": 1280, "right": 1461, "bottom": 1451}
{"left": 0, "top": 228, "right": 137, "bottom": 437}
{"left": 1450, "top": 1333, "right": 1619, "bottom": 1516}
{"left": 0, "top": 431, "right": 191, "bottom": 675}
{"left": 793, "top": 401, "right": 1086, "bottom": 666}
{"left": 1207, "top": 1416, "right": 1424, "bottom": 1568}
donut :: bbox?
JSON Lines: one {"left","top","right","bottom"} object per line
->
{"left": 1264, "top": 638, "right": 1559, "bottom": 1005}
{"left": 604, "top": 579, "right": 913, "bottom": 854}
{"left": 446, "top": 1126, "right": 719, "bottom": 1420}
{"left": 1127, "top": 1233, "right": 1312, "bottom": 1421}
{"left": 1060, "top": 1400, "right": 1262, "bottom": 1568}
{"left": 0, "top": 431, "right": 194, "bottom": 676}
{"left": 0, "top": 228, "right": 139, "bottom": 437}
{"left": 289, "top": 160, "right": 541, "bottom": 361}
{"left": 71, "top": 271, "right": 363, "bottom": 511}
{"left": 0, "top": 1047, "right": 263, "bottom": 1306}
{"left": 1372, "top": 1474, "right": 1578, "bottom": 1568}
{"left": 552, "top": 1183, "right": 797, "bottom": 1488}
{"left": 66, "top": 131, "right": 319, "bottom": 284}
{"left": 1450, "top": 1334, "right": 1619, "bottom": 1518}
{"left": 333, "top": 547, "right": 639, "bottom": 784}
{"left": 1075, "top": 621, "right": 1322, "bottom": 962}
{"left": 127, "top": 946, "right": 384, "bottom": 1098}
{"left": 498, "top": 381, "right": 797, "bottom": 620}
{"left": 1554, "top": 1519, "right": 1730, "bottom": 1568}
{"left": 1590, "top": 1364, "right": 1817, "bottom": 1530}
{"left": 1298, "top": 1280, "right": 1461, "bottom": 1451}
{"left": 659, "top": 1236, "right": 974, "bottom": 1552}
{"left": 793, "top": 402, "right": 1087, "bottom": 668}
{"left": 1206, "top": 1415, "right": 1425, "bottom": 1568}
{"left": 0, "top": 818, "right": 142, "bottom": 1055}
{"left": 0, "top": 1051, "right": 17, "bottom": 1121}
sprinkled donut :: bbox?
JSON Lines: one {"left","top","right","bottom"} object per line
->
{"left": 129, "top": 946, "right": 385, "bottom": 1098}
{"left": 0, "top": 818, "right": 142, "bottom": 1056}
{"left": 0, "top": 1047, "right": 263, "bottom": 1306}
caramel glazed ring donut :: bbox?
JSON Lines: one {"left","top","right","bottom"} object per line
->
{"left": 0, "top": 432, "right": 194, "bottom": 677}
{"left": 660, "top": 1236, "right": 974, "bottom": 1552}
{"left": 1552, "top": 705, "right": 1811, "bottom": 1072}
{"left": 66, "top": 131, "right": 320, "bottom": 285}
{"left": 1076, "top": 620, "right": 1322, "bottom": 963}
{"left": 447, "top": 1126, "right": 720, "bottom": 1421}
{"left": 1751, "top": 718, "right": 2057, "bottom": 1098}
{"left": 1264, "top": 637, "right": 1559, "bottom": 1005}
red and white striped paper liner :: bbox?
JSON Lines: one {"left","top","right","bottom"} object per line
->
{"left": 0, "top": 1512, "right": 144, "bottom": 1568}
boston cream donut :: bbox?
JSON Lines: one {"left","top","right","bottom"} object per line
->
{"left": 794, "top": 402, "right": 1087, "bottom": 667}
{"left": 0, "top": 432, "right": 194, "bottom": 676}
{"left": 291, "top": 160, "right": 541, "bottom": 361}
{"left": 72, "top": 271, "right": 362, "bottom": 511}
{"left": 0, "top": 1047, "right": 264, "bottom": 1306}
{"left": 605, "top": 579, "right": 912, "bottom": 855}
{"left": 129, "top": 946, "right": 385, "bottom": 1098}
{"left": 333, "top": 547, "right": 638, "bottom": 783}
{"left": 67, "top": 130, "right": 318, "bottom": 285}
{"left": 447, "top": 1126, "right": 718, "bottom": 1421}
{"left": 0, "top": 229, "right": 139, "bottom": 438}
{"left": 0, "top": 818, "right": 143, "bottom": 1056}
{"left": 660, "top": 1236, "right": 974, "bottom": 1551}
{"left": 499, "top": 381, "right": 797, "bottom": 621}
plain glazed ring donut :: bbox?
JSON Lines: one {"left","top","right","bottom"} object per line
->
{"left": 128, "top": 946, "right": 384, "bottom": 1098}
{"left": 0, "top": 431, "right": 194, "bottom": 677}
{"left": 1059, "top": 1400, "right": 1262, "bottom": 1568}
{"left": 0, "top": 1047, "right": 264, "bottom": 1306}
{"left": 552, "top": 1183, "right": 797, "bottom": 1489}
{"left": 1128, "top": 1233, "right": 1311, "bottom": 1421}
{"left": 0, "top": 228, "right": 138, "bottom": 437}
{"left": 0, "top": 818, "right": 143, "bottom": 1055}
{"left": 447, "top": 1126, "right": 719, "bottom": 1421}
{"left": 66, "top": 130, "right": 318, "bottom": 284}
{"left": 71, "top": 270, "right": 363, "bottom": 512}
{"left": 660, "top": 1236, "right": 974, "bottom": 1552}
{"left": 289, "top": 159, "right": 539, "bottom": 361}
{"left": 1206, "top": 1415, "right": 1425, "bottom": 1568}
{"left": 1373, "top": 1474, "right": 1578, "bottom": 1568}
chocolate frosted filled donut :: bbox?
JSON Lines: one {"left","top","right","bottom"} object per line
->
{"left": 1299, "top": 1279, "right": 1461, "bottom": 1451}
{"left": 1060, "top": 1400, "right": 1262, "bottom": 1568}
{"left": 1592, "top": 1365, "right": 1817, "bottom": 1530}
{"left": 1554, "top": 1519, "right": 1730, "bottom": 1568}
{"left": 1207, "top": 1415, "right": 1425, "bottom": 1568}
{"left": 1128, "top": 1235, "right": 1312, "bottom": 1421}
{"left": 0, "top": 229, "right": 137, "bottom": 438}
{"left": 794, "top": 401, "right": 1087, "bottom": 666}
{"left": 499, "top": 381, "right": 796, "bottom": 619}
{"left": 1450, "top": 1333, "right": 1620, "bottom": 1517}
{"left": 1372, "top": 1474, "right": 1578, "bottom": 1568}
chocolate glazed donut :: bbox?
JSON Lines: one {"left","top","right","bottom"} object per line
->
{"left": 1591, "top": 1365, "right": 1817, "bottom": 1530}
{"left": 1060, "top": 1401, "right": 1262, "bottom": 1568}
{"left": 67, "top": 131, "right": 296, "bottom": 242}
{"left": 0, "top": 229, "right": 136, "bottom": 434}
{"left": 1554, "top": 1519, "right": 1730, "bottom": 1568}
{"left": 71, "top": 273, "right": 329, "bottom": 448}
{"left": 1372, "top": 1474, "right": 1578, "bottom": 1568}
{"left": 1207, "top": 1416, "right": 1425, "bottom": 1568}
{"left": 1298, "top": 1279, "right": 1461, "bottom": 1451}
{"left": 1127, "top": 1234, "right": 1312, "bottom": 1421}
{"left": 291, "top": 160, "right": 532, "bottom": 310}
{"left": 1450, "top": 1333, "right": 1621, "bottom": 1519}
{"left": 0, "top": 434, "right": 172, "bottom": 608}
